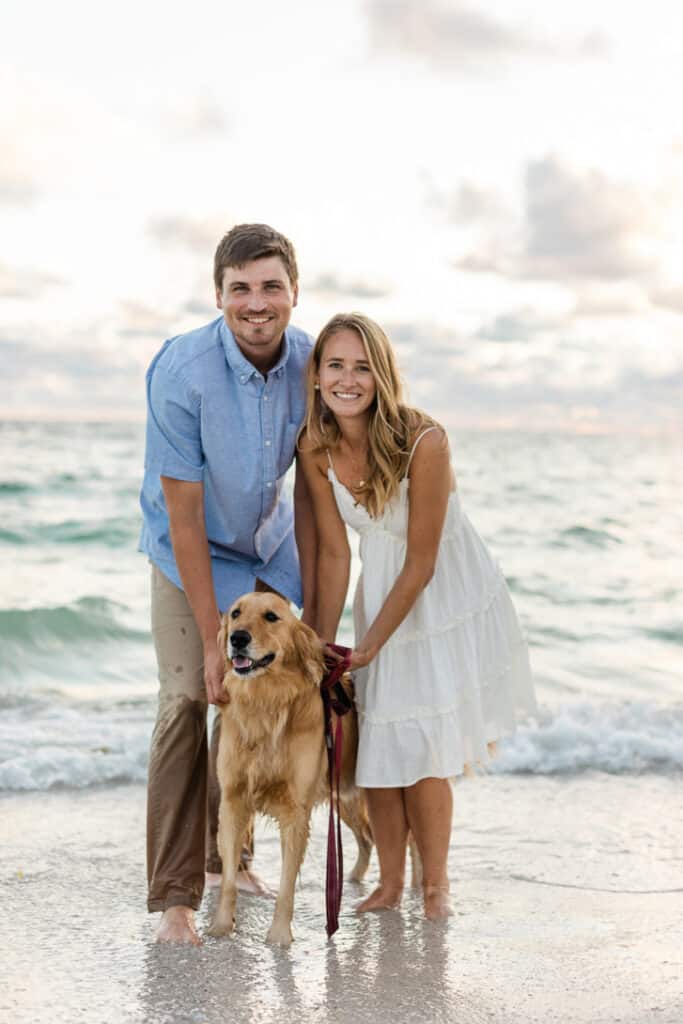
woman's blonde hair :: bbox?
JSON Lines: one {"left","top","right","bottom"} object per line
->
{"left": 302, "top": 312, "right": 434, "bottom": 518}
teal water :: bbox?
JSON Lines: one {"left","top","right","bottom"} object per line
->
{"left": 0, "top": 420, "right": 681, "bottom": 788}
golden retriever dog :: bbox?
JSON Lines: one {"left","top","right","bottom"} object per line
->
{"left": 207, "top": 592, "right": 373, "bottom": 947}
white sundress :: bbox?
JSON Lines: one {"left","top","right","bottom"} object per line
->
{"left": 328, "top": 429, "right": 537, "bottom": 788}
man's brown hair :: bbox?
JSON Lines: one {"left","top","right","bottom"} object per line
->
{"left": 214, "top": 223, "right": 298, "bottom": 291}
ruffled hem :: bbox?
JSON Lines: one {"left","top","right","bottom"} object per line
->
{"left": 355, "top": 710, "right": 511, "bottom": 788}
{"left": 354, "top": 637, "right": 536, "bottom": 787}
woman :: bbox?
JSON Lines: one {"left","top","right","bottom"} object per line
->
{"left": 298, "top": 313, "right": 536, "bottom": 920}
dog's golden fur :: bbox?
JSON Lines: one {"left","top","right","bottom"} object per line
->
{"left": 207, "top": 592, "right": 372, "bottom": 946}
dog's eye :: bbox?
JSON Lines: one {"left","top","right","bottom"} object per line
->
{"left": 230, "top": 608, "right": 241, "bottom": 620}
{"left": 263, "top": 611, "right": 280, "bottom": 623}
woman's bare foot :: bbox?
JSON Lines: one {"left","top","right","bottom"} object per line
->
{"left": 355, "top": 883, "right": 403, "bottom": 913}
{"left": 155, "top": 906, "right": 201, "bottom": 945}
{"left": 423, "top": 885, "right": 454, "bottom": 921}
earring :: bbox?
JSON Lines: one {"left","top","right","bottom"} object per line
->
{"left": 314, "top": 382, "right": 320, "bottom": 390}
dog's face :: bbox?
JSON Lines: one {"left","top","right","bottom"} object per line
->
{"left": 219, "top": 592, "right": 323, "bottom": 688}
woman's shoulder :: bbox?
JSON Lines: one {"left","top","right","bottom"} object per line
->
{"left": 296, "top": 425, "right": 317, "bottom": 455}
{"left": 406, "top": 411, "right": 449, "bottom": 455}
{"left": 296, "top": 426, "right": 333, "bottom": 477}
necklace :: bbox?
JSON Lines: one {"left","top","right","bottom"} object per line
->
{"left": 343, "top": 441, "right": 368, "bottom": 491}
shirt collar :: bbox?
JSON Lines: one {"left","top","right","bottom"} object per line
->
{"left": 219, "top": 318, "right": 291, "bottom": 382}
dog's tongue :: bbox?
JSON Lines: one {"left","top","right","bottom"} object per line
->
{"left": 232, "top": 655, "right": 252, "bottom": 670}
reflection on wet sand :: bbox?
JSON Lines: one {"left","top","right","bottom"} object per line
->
{"left": 140, "top": 886, "right": 491, "bottom": 1024}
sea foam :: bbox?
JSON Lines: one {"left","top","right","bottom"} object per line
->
{"left": 0, "top": 700, "right": 681, "bottom": 792}
{"left": 493, "top": 701, "right": 683, "bottom": 775}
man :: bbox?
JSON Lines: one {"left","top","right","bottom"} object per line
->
{"left": 139, "top": 224, "right": 315, "bottom": 944}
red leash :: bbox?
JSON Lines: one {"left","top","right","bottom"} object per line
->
{"left": 320, "top": 643, "right": 353, "bottom": 938}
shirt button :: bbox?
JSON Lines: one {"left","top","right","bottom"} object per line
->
{"left": 241, "top": 375, "right": 247, "bottom": 383}
{"left": 265, "top": 440, "right": 271, "bottom": 446}
{"left": 267, "top": 481, "right": 273, "bottom": 487}
{"left": 263, "top": 396, "right": 269, "bottom": 401}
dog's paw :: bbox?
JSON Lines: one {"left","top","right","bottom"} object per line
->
{"left": 206, "top": 915, "right": 235, "bottom": 939}
{"left": 266, "top": 920, "right": 293, "bottom": 947}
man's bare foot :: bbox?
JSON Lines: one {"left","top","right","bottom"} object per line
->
{"left": 155, "top": 906, "right": 201, "bottom": 945}
{"left": 205, "top": 869, "right": 276, "bottom": 897}
{"left": 423, "top": 885, "right": 454, "bottom": 921}
{"left": 355, "top": 884, "right": 403, "bottom": 913}
{"left": 236, "top": 868, "right": 276, "bottom": 898}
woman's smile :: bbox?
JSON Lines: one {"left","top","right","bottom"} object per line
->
{"left": 318, "top": 328, "right": 377, "bottom": 416}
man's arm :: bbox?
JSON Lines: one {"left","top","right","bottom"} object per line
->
{"left": 161, "top": 476, "right": 227, "bottom": 705}
{"left": 294, "top": 456, "right": 318, "bottom": 627}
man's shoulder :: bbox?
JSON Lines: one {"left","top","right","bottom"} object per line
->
{"left": 286, "top": 325, "right": 314, "bottom": 366}
{"left": 149, "top": 317, "right": 224, "bottom": 383}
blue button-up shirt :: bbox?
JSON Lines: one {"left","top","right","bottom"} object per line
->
{"left": 139, "top": 316, "right": 313, "bottom": 610}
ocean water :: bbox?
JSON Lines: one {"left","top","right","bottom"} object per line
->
{"left": 0, "top": 420, "right": 681, "bottom": 791}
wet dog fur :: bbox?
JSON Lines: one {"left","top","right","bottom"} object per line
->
{"left": 207, "top": 592, "right": 373, "bottom": 946}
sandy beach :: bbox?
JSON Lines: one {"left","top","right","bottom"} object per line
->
{"left": 2, "top": 773, "right": 681, "bottom": 1024}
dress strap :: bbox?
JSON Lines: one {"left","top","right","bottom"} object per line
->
{"left": 326, "top": 448, "right": 335, "bottom": 472}
{"left": 406, "top": 427, "right": 438, "bottom": 472}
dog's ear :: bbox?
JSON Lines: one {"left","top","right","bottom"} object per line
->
{"left": 292, "top": 620, "right": 325, "bottom": 687}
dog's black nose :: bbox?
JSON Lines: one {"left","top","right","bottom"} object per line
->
{"left": 230, "top": 630, "right": 251, "bottom": 650}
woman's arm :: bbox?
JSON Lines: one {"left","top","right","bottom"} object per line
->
{"left": 297, "top": 441, "right": 351, "bottom": 642}
{"left": 350, "top": 429, "right": 451, "bottom": 669}
{"left": 294, "top": 456, "right": 318, "bottom": 627}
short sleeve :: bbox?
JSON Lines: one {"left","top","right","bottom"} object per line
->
{"left": 144, "top": 363, "right": 205, "bottom": 482}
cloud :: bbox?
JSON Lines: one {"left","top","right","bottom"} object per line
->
{"left": 572, "top": 284, "right": 649, "bottom": 318}
{"left": 0, "top": 262, "right": 65, "bottom": 298}
{"left": 475, "top": 308, "right": 569, "bottom": 343}
{"left": 453, "top": 251, "right": 501, "bottom": 274}
{"left": 0, "top": 174, "right": 38, "bottom": 206}
{"left": 456, "top": 156, "right": 658, "bottom": 284}
{"left": 165, "top": 98, "right": 231, "bottom": 141}
{"left": 147, "top": 215, "right": 229, "bottom": 254}
{"left": 306, "top": 272, "right": 391, "bottom": 300}
{"left": 183, "top": 298, "right": 217, "bottom": 318}
{"left": 0, "top": 142, "right": 40, "bottom": 206}
{"left": 650, "top": 286, "right": 683, "bottom": 315}
{"left": 364, "top": 1, "right": 609, "bottom": 71}
{"left": 0, "top": 324, "right": 149, "bottom": 419}
{"left": 117, "top": 301, "right": 174, "bottom": 340}
{"left": 426, "top": 178, "right": 509, "bottom": 226}
{"left": 520, "top": 157, "right": 654, "bottom": 280}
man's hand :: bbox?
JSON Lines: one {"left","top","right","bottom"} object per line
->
{"left": 204, "top": 643, "right": 229, "bottom": 705}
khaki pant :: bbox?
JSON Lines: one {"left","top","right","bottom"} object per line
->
{"left": 146, "top": 565, "right": 255, "bottom": 912}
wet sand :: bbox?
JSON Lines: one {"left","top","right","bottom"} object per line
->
{"left": 2, "top": 774, "right": 682, "bottom": 1024}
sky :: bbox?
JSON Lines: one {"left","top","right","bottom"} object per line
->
{"left": 2, "top": 0, "right": 683, "bottom": 431}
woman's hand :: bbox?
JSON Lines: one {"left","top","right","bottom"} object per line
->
{"left": 349, "top": 645, "right": 377, "bottom": 670}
